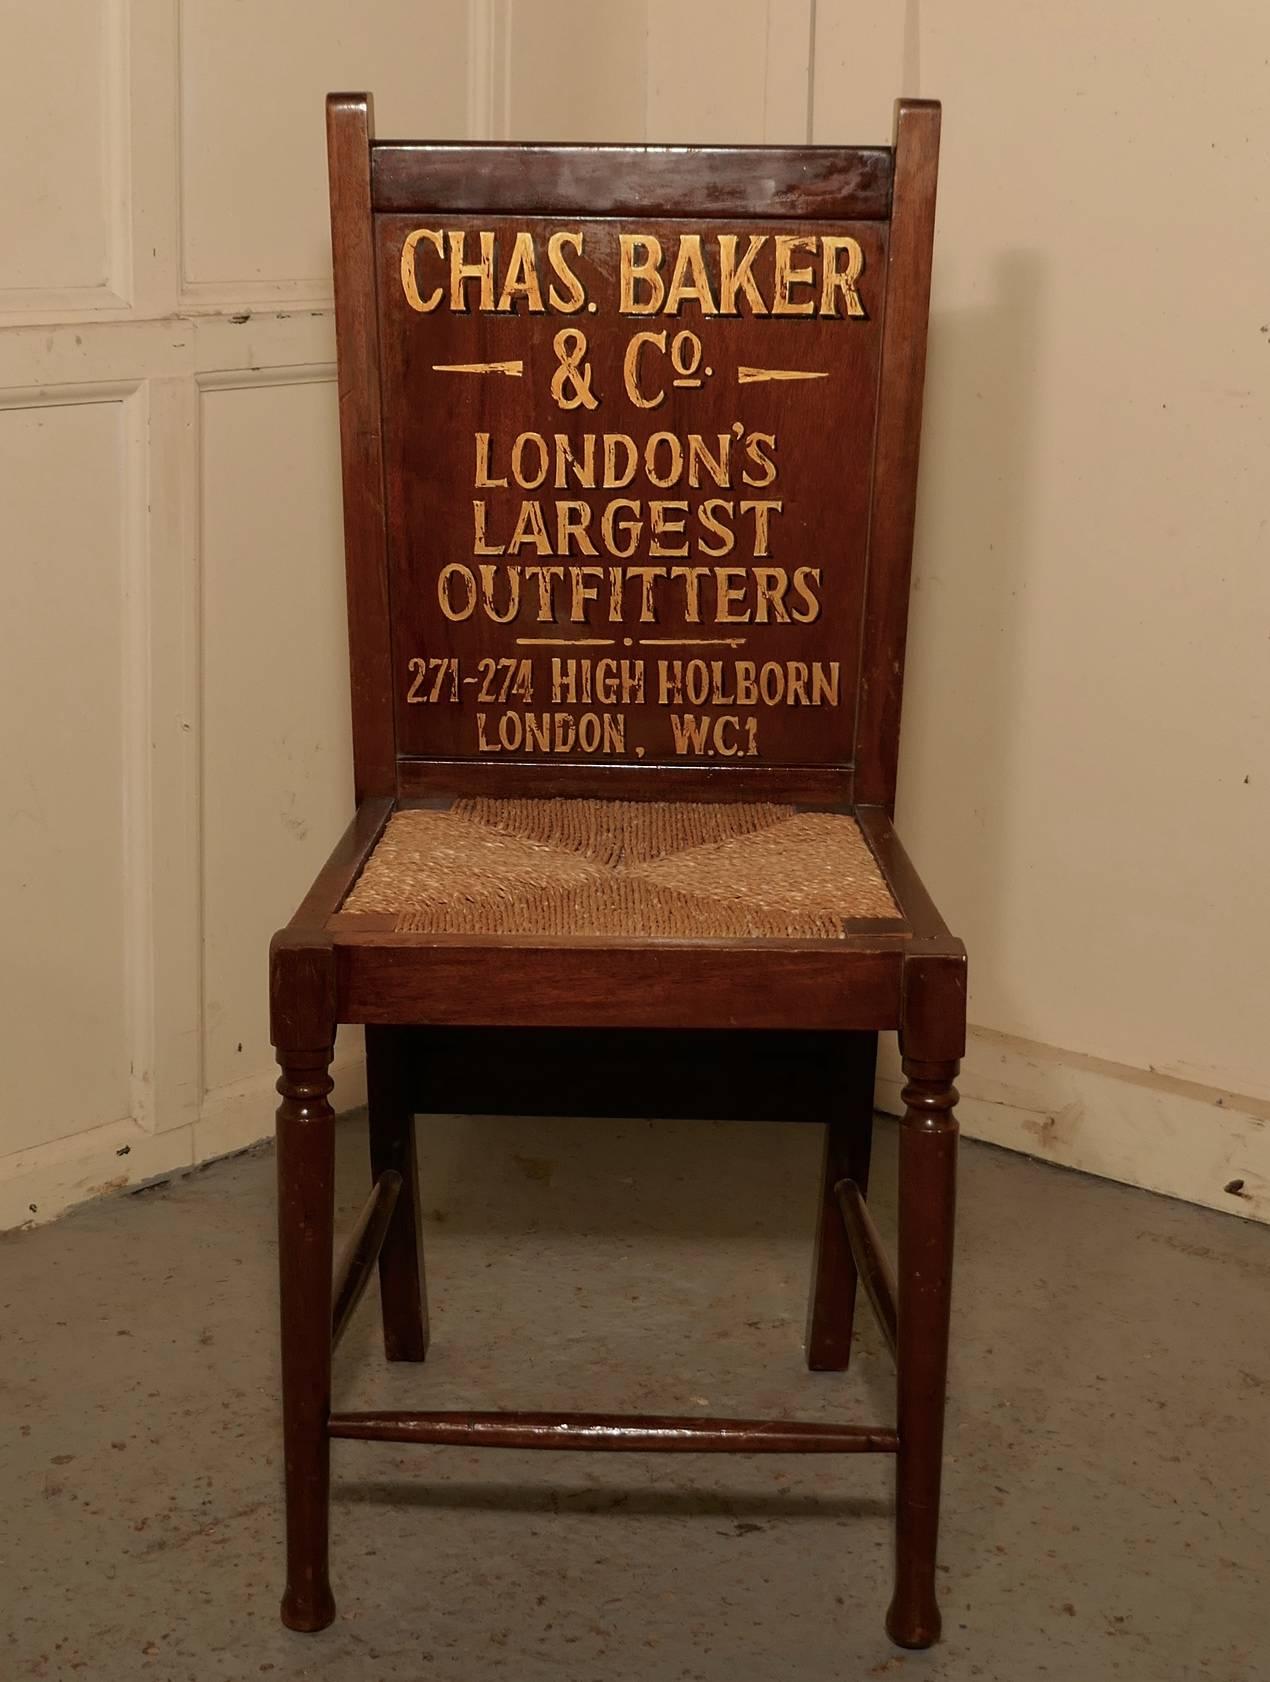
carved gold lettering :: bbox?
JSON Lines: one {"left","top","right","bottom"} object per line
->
{"left": 474, "top": 433, "right": 507, "bottom": 488}
{"left": 400, "top": 228, "right": 444, "bottom": 311}
{"left": 811, "top": 660, "right": 839, "bottom": 703}
{"left": 644, "top": 433, "right": 684, "bottom": 488}
{"left": 603, "top": 435, "right": 639, "bottom": 488}
{"left": 628, "top": 565, "right": 667, "bottom": 622}
{"left": 550, "top": 328, "right": 597, "bottom": 409}
{"left": 820, "top": 235, "right": 866, "bottom": 318}
{"left": 479, "top": 710, "right": 626, "bottom": 755}
{"left": 601, "top": 499, "right": 641, "bottom": 558}
{"left": 623, "top": 330, "right": 667, "bottom": 408}
{"left": 740, "top": 499, "right": 782, "bottom": 557}
{"left": 669, "top": 566, "right": 710, "bottom": 622}
{"left": 478, "top": 564, "right": 521, "bottom": 623}
{"left": 753, "top": 566, "right": 791, "bottom": 623}
{"left": 472, "top": 500, "right": 504, "bottom": 555}
{"left": 551, "top": 658, "right": 645, "bottom": 706}
{"left": 718, "top": 234, "right": 767, "bottom": 316}
{"left": 408, "top": 226, "right": 866, "bottom": 318}
{"left": 553, "top": 433, "right": 596, "bottom": 488}
{"left": 555, "top": 500, "right": 597, "bottom": 555}
{"left": 511, "top": 432, "right": 549, "bottom": 489}
{"left": 791, "top": 567, "right": 823, "bottom": 623}
{"left": 449, "top": 230, "right": 496, "bottom": 312}
{"left": 714, "top": 567, "right": 751, "bottom": 623}
{"left": 438, "top": 563, "right": 477, "bottom": 620}
{"left": 547, "top": 231, "right": 587, "bottom": 312}
{"left": 741, "top": 431, "right": 778, "bottom": 487}
{"left": 772, "top": 235, "right": 817, "bottom": 315}
{"left": 507, "top": 500, "right": 552, "bottom": 555}
{"left": 697, "top": 498, "right": 735, "bottom": 557}
{"left": 648, "top": 500, "right": 689, "bottom": 558}
{"left": 569, "top": 565, "right": 604, "bottom": 619}
{"left": 686, "top": 434, "right": 731, "bottom": 488}
{"left": 497, "top": 231, "right": 546, "bottom": 313}
{"left": 664, "top": 234, "right": 718, "bottom": 315}
{"left": 525, "top": 564, "right": 565, "bottom": 619}
{"left": 620, "top": 235, "right": 665, "bottom": 313}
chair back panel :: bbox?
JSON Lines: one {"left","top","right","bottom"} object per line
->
{"left": 327, "top": 98, "right": 940, "bottom": 810}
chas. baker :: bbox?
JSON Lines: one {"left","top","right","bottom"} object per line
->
{"left": 401, "top": 228, "right": 867, "bottom": 319}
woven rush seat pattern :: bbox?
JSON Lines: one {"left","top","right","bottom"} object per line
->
{"left": 340, "top": 798, "right": 900, "bottom": 940}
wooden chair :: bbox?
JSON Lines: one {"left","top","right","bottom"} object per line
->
{"left": 271, "top": 92, "right": 964, "bottom": 1650}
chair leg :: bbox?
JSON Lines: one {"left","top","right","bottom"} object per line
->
{"left": 805, "top": 1035, "right": 877, "bottom": 1371}
{"left": 365, "top": 1027, "right": 430, "bottom": 1362}
{"left": 886, "top": 1055, "right": 959, "bottom": 1650}
{"left": 276, "top": 1045, "right": 337, "bottom": 1633}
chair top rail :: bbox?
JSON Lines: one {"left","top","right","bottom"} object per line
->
{"left": 370, "top": 140, "right": 895, "bottom": 219}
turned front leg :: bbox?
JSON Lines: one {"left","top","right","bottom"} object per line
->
{"left": 886, "top": 1056, "right": 958, "bottom": 1650}
{"left": 277, "top": 1046, "right": 337, "bottom": 1633}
